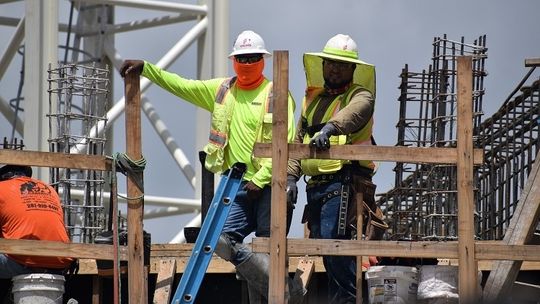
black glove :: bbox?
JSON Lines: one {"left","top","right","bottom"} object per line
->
{"left": 310, "top": 123, "right": 337, "bottom": 150}
{"left": 243, "top": 181, "right": 263, "bottom": 202}
{"left": 120, "top": 60, "right": 145, "bottom": 77}
{"left": 286, "top": 175, "right": 298, "bottom": 209}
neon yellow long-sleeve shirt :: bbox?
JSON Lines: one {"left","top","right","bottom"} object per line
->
{"left": 142, "top": 61, "right": 296, "bottom": 187}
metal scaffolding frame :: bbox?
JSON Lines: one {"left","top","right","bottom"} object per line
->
{"left": 0, "top": 0, "right": 229, "bottom": 243}
{"left": 48, "top": 63, "right": 110, "bottom": 242}
{"left": 380, "top": 36, "right": 540, "bottom": 242}
{"left": 379, "top": 34, "right": 488, "bottom": 241}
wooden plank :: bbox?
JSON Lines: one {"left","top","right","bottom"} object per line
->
{"left": 456, "top": 56, "right": 479, "bottom": 302}
{"left": 0, "top": 238, "right": 128, "bottom": 260}
{"left": 483, "top": 149, "right": 540, "bottom": 301}
{"left": 153, "top": 258, "right": 176, "bottom": 304}
{"left": 77, "top": 256, "right": 540, "bottom": 275}
{"left": 253, "top": 238, "right": 459, "bottom": 258}
{"left": 0, "top": 149, "right": 112, "bottom": 170}
{"left": 524, "top": 58, "right": 540, "bottom": 67}
{"left": 124, "top": 72, "right": 146, "bottom": 304}
{"left": 253, "top": 143, "right": 484, "bottom": 165}
{"left": 294, "top": 258, "right": 314, "bottom": 293}
{"left": 252, "top": 238, "right": 540, "bottom": 261}
{"left": 268, "top": 50, "right": 289, "bottom": 304}
{"left": 4, "top": 237, "right": 538, "bottom": 271}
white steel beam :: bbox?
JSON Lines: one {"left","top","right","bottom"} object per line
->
{"left": 23, "top": 0, "right": 58, "bottom": 180}
{"left": 76, "top": 0, "right": 207, "bottom": 14}
{"left": 81, "top": 14, "right": 198, "bottom": 36}
{"left": 66, "top": 188, "right": 200, "bottom": 209}
{"left": 0, "top": 16, "right": 23, "bottom": 80}
{"left": 194, "top": 0, "right": 228, "bottom": 200}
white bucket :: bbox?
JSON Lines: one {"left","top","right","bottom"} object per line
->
{"left": 365, "top": 265, "right": 418, "bottom": 304}
{"left": 12, "top": 273, "right": 65, "bottom": 304}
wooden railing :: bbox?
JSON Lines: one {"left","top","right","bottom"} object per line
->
{"left": 251, "top": 53, "right": 537, "bottom": 303}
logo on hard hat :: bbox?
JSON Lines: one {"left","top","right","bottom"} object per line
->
{"left": 240, "top": 38, "right": 252, "bottom": 48}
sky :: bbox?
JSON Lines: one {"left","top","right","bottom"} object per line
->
{"left": 1, "top": 0, "right": 540, "bottom": 243}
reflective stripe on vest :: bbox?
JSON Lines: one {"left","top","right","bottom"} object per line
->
{"left": 203, "top": 78, "right": 273, "bottom": 173}
{"left": 301, "top": 84, "right": 375, "bottom": 174}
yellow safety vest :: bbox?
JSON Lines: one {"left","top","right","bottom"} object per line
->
{"left": 301, "top": 84, "right": 375, "bottom": 176}
{"left": 203, "top": 77, "right": 274, "bottom": 173}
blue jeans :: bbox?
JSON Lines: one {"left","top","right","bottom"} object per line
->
{"left": 0, "top": 254, "right": 36, "bottom": 279}
{"left": 222, "top": 181, "right": 293, "bottom": 265}
{"left": 306, "top": 180, "right": 356, "bottom": 304}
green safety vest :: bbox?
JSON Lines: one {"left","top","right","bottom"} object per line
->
{"left": 301, "top": 84, "right": 375, "bottom": 176}
{"left": 203, "top": 77, "right": 274, "bottom": 173}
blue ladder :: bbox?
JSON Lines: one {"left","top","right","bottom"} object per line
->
{"left": 170, "top": 163, "right": 246, "bottom": 304}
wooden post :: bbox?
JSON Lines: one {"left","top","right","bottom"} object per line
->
{"left": 269, "top": 50, "right": 289, "bottom": 304}
{"left": 124, "top": 72, "right": 146, "bottom": 303}
{"left": 356, "top": 190, "right": 364, "bottom": 304}
{"left": 456, "top": 56, "right": 479, "bottom": 302}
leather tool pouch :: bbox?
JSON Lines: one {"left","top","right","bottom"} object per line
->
{"left": 347, "top": 177, "right": 388, "bottom": 240}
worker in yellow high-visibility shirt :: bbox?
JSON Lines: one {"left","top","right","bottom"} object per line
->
{"left": 287, "top": 34, "right": 388, "bottom": 304}
{"left": 121, "top": 30, "right": 305, "bottom": 304}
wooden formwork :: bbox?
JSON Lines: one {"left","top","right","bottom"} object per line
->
{"left": 252, "top": 53, "right": 540, "bottom": 304}
{"left": 1, "top": 54, "right": 539, "bottom": 303}
{"left": 0, "top": 72, "right": 147, "bottom": 304}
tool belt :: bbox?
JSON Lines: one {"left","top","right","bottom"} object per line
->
{"left": 303, "top": 166, "right": 388, "bottom": 240}
{"left": 349, "top": 176, "right": 388, "bottom": 240}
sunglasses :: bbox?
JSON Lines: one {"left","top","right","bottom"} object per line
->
{"left": 235, "top": 55, "right": 263, "bottom": 64}
{"left": 323, "top": 59, "right": 354, "bottom": 69}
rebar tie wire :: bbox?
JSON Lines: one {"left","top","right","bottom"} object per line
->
{"left": 109, "top": 152, "right": 146, "bottom": 200}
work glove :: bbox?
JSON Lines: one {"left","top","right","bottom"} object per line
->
{"left": 120, "top": 60, "right": 145, "bottom": 77}
{"left": 286, "top": 175, "right": 298, "bottom": 209}
{"left": 310, "top": 123, "right": 337, "bottom": 151}
{"left": 243, "top": 181, "right": 263, "bottom": 202}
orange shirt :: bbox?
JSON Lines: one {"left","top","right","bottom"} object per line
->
{"left": 0, "top": 176, "right": 73, "bottom": 268}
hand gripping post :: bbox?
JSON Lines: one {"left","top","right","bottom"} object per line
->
{"left": 170, "top": 163, "right": 246, "bottom": 304}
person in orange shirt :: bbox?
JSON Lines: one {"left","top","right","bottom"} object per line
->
{"left": 0, "top": 164, "right": 74, "bottom": 278}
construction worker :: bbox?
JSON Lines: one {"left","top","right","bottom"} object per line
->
{"left": 0, "top": 164, "right": 75, "bottom": 278}
{"left": 287, "top": 34, "right": 387, "bottom": 303}
{"left": 120, "top": 30, "right": 304, "bottom": 303}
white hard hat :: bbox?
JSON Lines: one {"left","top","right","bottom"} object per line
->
{"left": 228, "top": 30, "right": 271, "bottom": 58}
{"left": 303, "top": 34, "right": 376, "bottom": 95}
{"left": 316, "top": 34, "right": 361, "bottom": 63}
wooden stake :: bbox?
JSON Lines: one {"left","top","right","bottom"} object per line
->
{"left": 124, "top": 72, "right": 146, "bottom": 304}
{"left": 456, "top": 56, "right": 479, "bottom": 302}
{"left": 269, "top": 50, "right": 289, "bottom": 304}
{"left": 356, "top": 190, "right": 364, "bottom": 304}
{"left": 153, "top": 258, "right": 177, "bottom": 304}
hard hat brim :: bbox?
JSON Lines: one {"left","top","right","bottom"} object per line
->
{"left": 303, "top": 53, "right": 377, "bottom": 96}
{"left": 228, "top": 49, "right": 272, "bottom": 58}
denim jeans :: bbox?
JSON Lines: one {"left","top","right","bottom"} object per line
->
{"left": 0, "top": 254, "right": 36, "bottom": 279}
{"left": 306, "top": 180, "right": 357, "bottom": 304}
{"left": 222, "top": 181, "right": 293, "bottom": 265}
